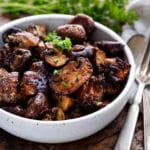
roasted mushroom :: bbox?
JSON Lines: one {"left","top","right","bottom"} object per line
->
{"left": 26, "top": 24, "right": 47, "bottom": 39}
{"left": 56, "top": 24, "right": 87, "bottom": 42}
{"left": 70, "top": 44, "right": 94, "bottom": 59}
{"left": 49, "top": 57, "right": 93, "bottom": 95}
{"left": 29, "top": 61, "right": 49, "bottom": 75}
{"left": 21, "top": 71, "right": 48, "bottom": 96}
{"left": 69, "top": 13, "right": 95, "bottom": 35}
{"left": 6, "top": 31, "right": 40, "bottom": 49}
{"left": 42, "top": 42, "right": 69, "bottom": 67}
{"left": 3, "top": 105, "right": 25, "bottom": 116}
{"left": 52, "top": 94, "right": 74, "bottom": 112}
{"left": 77, "top": 75, "right": 105, "bottom": 110}
{"left": 50, "top": 107, "right": 65, "bottom": 120}
{"left": 9, "top": 48, "right": 32, "bottom": 71}
{"left": 95, "top": 41, "right": 124, "bottom": 57}
{"left": 25, "top": 92, "right": 49, "bottom": 119}
{"left": 105, "top": 57, "right": 130, "bottom": 83}
{"left": 2, "top": 27, "right": 23, "bottom": 43}
{"left": 0, "top": 68, "right": 18, "bottom": 104}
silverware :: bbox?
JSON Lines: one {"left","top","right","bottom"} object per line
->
{"left": 114, "top": 33, "right": 150, "bottom": 150}
{"left": 143, "top": 89, "right": 150, "bottom": 150}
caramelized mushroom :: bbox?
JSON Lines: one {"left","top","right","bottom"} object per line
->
{"left": 0, "top": 68, "right": 18, "bottom": 104}
{"left": 95, "top": 41, "right": 124, "bottom": 57}
{"left": 42, "top": 42, "right": 69, "bottom": 67}
{"left": 26, "top": 24, "right": 47, "bottom": 39}
{"left": 21, "top": 71, "right": 47, "bottom": 96}
{"left": 52, "top": 94, "right": 74, "bottom": 112}
{"left": 3, "top": 105, "right": 25, "bottom": 116}
{"left": 69, "top": 13, "right": 95, "bottom": 35}
{"left": 25, "top": 92, "right": 49, "bottom": 119}
{"left": 9, "top": 48, "right": 32, "bottom": 71}
{"left": 56, "top": 24, "right": 87, "bottom": 42}
{"left": 49, "top": 57, "right": 93, "bottom": 95}
{"left": 70, "top": 44, "right": 94, "bottom": 58}
{"left": 105, "top": 57, "right": 130, "bottom": 83}
{"left": 2, "top": 27, "right": 23, "bottom": 43}
{"left": 51, "top": 107, "right": 65, "bottom": 120}
{"left": 77, "top": 75, "right": 105, "bottom": 109}
{"left": 6, "top": 31, "right": 40, "bottom": 49}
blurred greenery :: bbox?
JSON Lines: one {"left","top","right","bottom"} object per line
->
{"left": 0, "top": 0, "right": 139, "bottom": 33}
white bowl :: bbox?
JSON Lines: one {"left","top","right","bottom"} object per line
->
{"left": 0, "top": 14, "right": 135, "bottom": 143}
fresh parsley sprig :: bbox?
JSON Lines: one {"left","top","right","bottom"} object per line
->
{"left": 0, "top": 0, "right": 139, "bottom": 33}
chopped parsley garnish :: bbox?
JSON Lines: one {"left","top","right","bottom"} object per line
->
{"left": 44, "top": 31, "right": 72, "bottom": 51}
{"left": 53, "top": 69, "right": 61, "bottom": 76}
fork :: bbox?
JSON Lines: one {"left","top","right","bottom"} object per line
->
{"left": 114, "top": 34, "right": 150, "bottom": 150}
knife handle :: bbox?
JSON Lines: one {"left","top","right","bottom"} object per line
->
{"left": 143, "top": 89, "right": 150, "bottom": 150}
{"left": 114, "top": 104, "right": 140, "bottom": 150}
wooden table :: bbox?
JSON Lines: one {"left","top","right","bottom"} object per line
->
{"left": 0, "top": 15, "right": 144, "bottom": 150}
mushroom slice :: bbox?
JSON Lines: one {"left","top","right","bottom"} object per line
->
{"left": 51, "top": 107, "right": 65, "bottom": 120}
{"left": 49, "top": 57, "right": 93, "bottom": 95}
{"left": 25, "top": 92, "right": 49, "bottom": 119}
{"left": 105, "top": 57, "right": 130, "bottom": 83}
{"left": 68, "top": 13, "right": 95, "bottom": 35}
{"left": 21, "top": 71, "right": 47, "bottom": 96}
{"left": 42, "top": 42, "right": 69, "bottom": 67}
{"left": 92, "top": 48, "right": 106, "bottom": 71}
{"left": 52, "top": 94, "right": 74, "bottom": 112}
{"left": 7, "top": 31, "right": 40, "bottom": 49}
{"left": 56, "top": 24, "right": 87, "bottom": 42}
{"left": 77, "top": 75, "right": 105, "bottom": 110}
{"left": 9, "top": 48, "right": 32, "bottom": 71}
{"left": 26, "top": 24, "right": 47, "bottom": 39}
{"left": 0, "top": 68, "right": 18, "bottom": 104}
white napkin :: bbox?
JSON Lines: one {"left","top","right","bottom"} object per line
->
{"left": 122, "top": 0, "right": 150, "bottom": 41}
{"left": 121, "top": 0, "right": 150, "bottom": 104}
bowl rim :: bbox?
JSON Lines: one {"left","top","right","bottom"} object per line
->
{"left": 0, "top": 14, "right": 135, "bottom": 125}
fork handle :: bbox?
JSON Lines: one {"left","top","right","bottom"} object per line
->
{"left": 114, "top": 104, "right": 140, "bottom": 150}
{"left": 143, "top": 89, "right": 150, "bottom": 150}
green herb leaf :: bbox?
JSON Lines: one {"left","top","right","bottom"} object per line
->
{"left": 53, "top": 69, "right": 61, "bottom": 75}
{"left": 63, "top": 81, "right": 67, "bottom": 87}
{"left": 44, "top": 31, "right": 72, "bottom": 51}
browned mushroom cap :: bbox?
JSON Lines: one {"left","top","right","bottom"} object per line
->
{"left": 68, "top": 14, "right": 95, "bottom": 35}
{"left": 25, "top": 92, "right": 49, "bottom": 119}
{"left": 26, "top": 24, "right": 47, "bottom": 39}
{"left": 105, "top": 57, "right": 130, "bottom": 83}
{"left": 9, "top": 48, "right": 32, "bottom": 71}
{"left": 21, "top": 71, "right": 47, "bottom": 96}
{"left": 95, "top": 41, "right": 124, "bottom": 57}
{"left": 70, "top": 44, "right": 94, "bottom": 58}
{"left": 77, "top": 75, "right": 105, "bottom": 109}
{"left": 49, "top": 57, "right": 93, "bottom": 95}
{"left": 7, "top": 31, "right": 40, "bottom": 49}
{"left": 42, "top": 42, "right": 69, "bottom": 67}
{"left": 2, "top": 27, "right": 23, "bottom": 43}
{"left": 0, "top": 68, "right": 18, "bottom": 104}
{"left": 56, "top": 24, "right": 87, "bottom": 42}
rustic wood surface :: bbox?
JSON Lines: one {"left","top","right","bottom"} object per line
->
{"left": 0, "top": 15, "right": 144, "bottom": 150}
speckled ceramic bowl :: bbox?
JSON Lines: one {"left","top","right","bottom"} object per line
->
{"left": 0, "top": 14, "right": 135, "bottom": 143}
